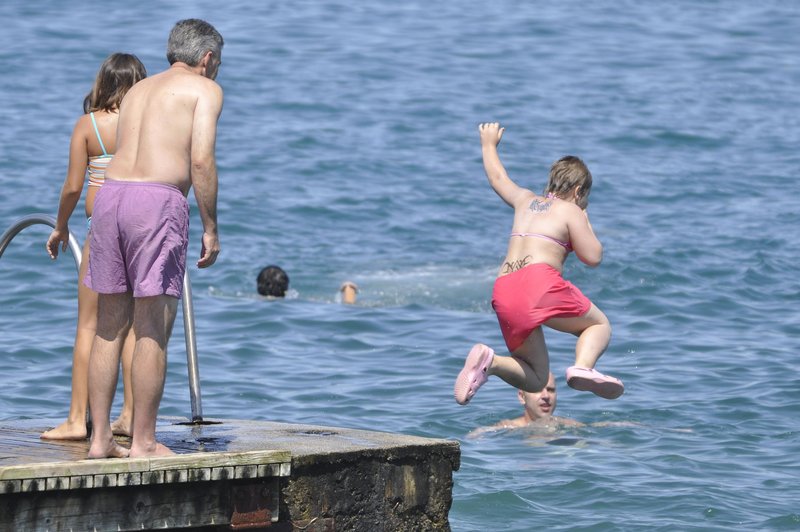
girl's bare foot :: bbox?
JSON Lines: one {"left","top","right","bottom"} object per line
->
{"left": 87, "top": 435, "right": 130, "bottom": 459}
{"left": 110, "top": 416, "right": 132, "bottom": 437}
{"left": 130, "top": 442, "right": 174, "bottom": 458}
{"left": 40, "top": 419, "right": 88, "bottom": 441}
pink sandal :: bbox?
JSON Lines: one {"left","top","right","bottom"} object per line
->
{"left": 566, "top": 366, "right": 624, "bottom": 399}
{"left": 454, "top": 344, "right": 495, "bottom": 405}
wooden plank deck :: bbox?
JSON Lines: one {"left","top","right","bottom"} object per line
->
{"left": 0, "top": 417, "right": 293, "bottom": 529}
{"left": 0, "top": 417, "right": 272, "bottom": 467}
{"left": 0, "top": 417, "right": 460, "bottom": 531}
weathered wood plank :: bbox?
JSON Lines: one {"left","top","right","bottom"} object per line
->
{"left": 117, "top": 471, "right": 141, "bottom": 486}
{"left": 0, "top": 456, "right": 149, "bottom": 481}
{"left": 1, "top": 417, "right": 460, "bottom": 531}
{"left": 148, "top": 449, "right": 291, "bottom": 471}
{"left": 0, "top": 450, "right": 291, "bottom": 486}
{"left": 141, "top": 470, "right": 164, "bottom": 485}
{"left": 211, "top": 465, "right": 235, "bottom": 481}
{"left": 0, "top": 480, "right": 21, "bottom": 494}
{"left": 187, "top": 467, "right": 208, "bottom": 482}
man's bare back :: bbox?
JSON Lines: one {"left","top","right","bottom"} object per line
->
{"left": 107, "top": 64, "right": 223, "bottom": 195}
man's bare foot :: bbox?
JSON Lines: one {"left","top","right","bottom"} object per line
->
{"left": 40, "top": 419, "right": 88, "bottom": 441}
{"left": 110, "top": 416, "right": 132, "bottom": 437}
{"left": 130, "top": 442, "right": 174, "bottom": 458}
{"left": 87, "top": 436, "right": 130, "bottom": 459}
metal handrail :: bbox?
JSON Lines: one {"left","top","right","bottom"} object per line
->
{"left": 0, "top": 214, "right": 83, "bottom": 270}
{"left": 181, "top": 272, "right": 203, "bottom": 422}
{"left": 0, "top": 214, "right": 203, "bottom": 422}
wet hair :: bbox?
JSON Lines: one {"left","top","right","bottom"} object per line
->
{"left": 166, "top": 18, "right": 224, "bottom": 67}
{"left": 83, "top": 53, "right": 147, "bottom": 113}
{"left": 544, "top": 155, "right": 593, "bottom": 201}
{"left": 257, "top": 265, "right": 289, "bottom": 297}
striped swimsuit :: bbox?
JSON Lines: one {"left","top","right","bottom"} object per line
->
{"left": 87, "top": 112, "right": 112, "bottom": 188}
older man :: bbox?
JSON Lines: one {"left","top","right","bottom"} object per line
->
{"left": 84, "top": 19, "right": 224, "bottom": 458}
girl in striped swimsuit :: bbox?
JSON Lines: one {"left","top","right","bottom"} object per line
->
{"left": 43, "top": 53, "right": 147, "bottom": 440}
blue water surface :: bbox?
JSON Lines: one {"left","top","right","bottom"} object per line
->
{"left": 1, "top": 1, "right": 799, "bottom": 530}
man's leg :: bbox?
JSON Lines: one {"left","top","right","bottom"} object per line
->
{"left": 111, "top": 329, "right": 136, "bottom": 437}
{"left": 87, "top": 292, "right": 133, "bottom": 459}
{"left": 129, "top": 294, "right": 179, "bottom": 457}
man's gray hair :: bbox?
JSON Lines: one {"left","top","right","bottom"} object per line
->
{"left": 166, "top": 19, "right": 224, "bottom": 66}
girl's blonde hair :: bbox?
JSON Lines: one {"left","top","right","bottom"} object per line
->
{"left": 544, "top": 155, "right": 592, "bottom": 199}
{"left": 83, "top": 53, "right": 147, "bottom": 114}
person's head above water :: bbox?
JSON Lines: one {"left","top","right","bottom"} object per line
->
{"left": 257, "top": 265, "right": 289, "bottom": 297}
{"left": 340, "top": 281, "right": 358, "bottom": 305}
{"left": 83, "top": 53, "right": 147, "bottom": 114}
{"left": 465, "top": 372, "right": 571, "bottom": 438}
{"left": 517, "top": 372, "right": 557, "bottom": 422}
{"left": 544, "top": 155, "right": 592, "bottom": 210}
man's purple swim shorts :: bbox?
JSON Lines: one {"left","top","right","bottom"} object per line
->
{"left": 84, "top": 179, "right": 189, "bottom": 298}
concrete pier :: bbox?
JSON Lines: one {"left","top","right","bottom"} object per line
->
{"left": 0, "top": 417, "right": 460, "bottom": 531}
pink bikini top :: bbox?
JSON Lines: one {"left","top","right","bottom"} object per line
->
{"left": 509, "top": 193, "right": 572, "bottom": 251}
{"left": 509, "top": 232, "right": 572, "bottom": 251}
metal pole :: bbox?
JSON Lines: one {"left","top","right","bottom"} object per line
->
{"left": 0, "top": 214, "right": 82, "bottom": 271}
{"left": 182, "top": 271, "right": 203, "bottom": 422}
{"left": 1, "top": 213, "right": 204, "bottom": 423}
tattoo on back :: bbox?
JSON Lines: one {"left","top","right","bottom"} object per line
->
{"left": 529, "top": 198, "right": 551, "bottom": 213}
{"left": 502, "top": 256, "right": 532, "bottom": 274}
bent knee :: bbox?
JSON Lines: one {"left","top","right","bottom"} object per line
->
{"left": 585, "top": 305, "right": 610, "bottom": 327}
{"left": 595, "top": 318, "right": 612, "bottom": 337}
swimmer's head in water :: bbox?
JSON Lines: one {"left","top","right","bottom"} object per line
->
{"left": 518, "top": 372, "right": 557, "bottom": 420}
{"left": 257, "top": 265, "right": 289, "bottom": 297}
{"left": 340, "top": 281, "right": 358, "bottom": 304}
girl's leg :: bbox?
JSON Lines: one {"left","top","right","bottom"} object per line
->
{"left": 455, "top": 328, "right": 551, "bottom": 405}
{"left": 545, "top": 303, "right": 611, "bottom": 369}
{"left": 489, "top": 326, "right": 551, "bottom": 393}
{"left": 41, "top": 239, "right": 98, "bottom": 440}
{"left": 546, "top": 304, "right": 623, "bottom": 399}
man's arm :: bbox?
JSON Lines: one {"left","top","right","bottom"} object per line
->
{"left": 190, "top": 81, "right": 224, "bottom": 268}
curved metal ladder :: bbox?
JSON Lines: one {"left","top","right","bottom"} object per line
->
{"left": 0, "top": 214, "right": 204, "bottom": 422}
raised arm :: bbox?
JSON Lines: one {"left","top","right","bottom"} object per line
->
{"left": 190, "top": 80, "right": 224, "bottom": 268}
{"left": 47, "top": 117, "right": 89, "bottom": 259}
{"left": 479, "top": 123, "right": 528, "bottom": 208}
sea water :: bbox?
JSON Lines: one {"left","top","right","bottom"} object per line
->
{"left": 1, "top": 1, "right": 799, "bottom": 530}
